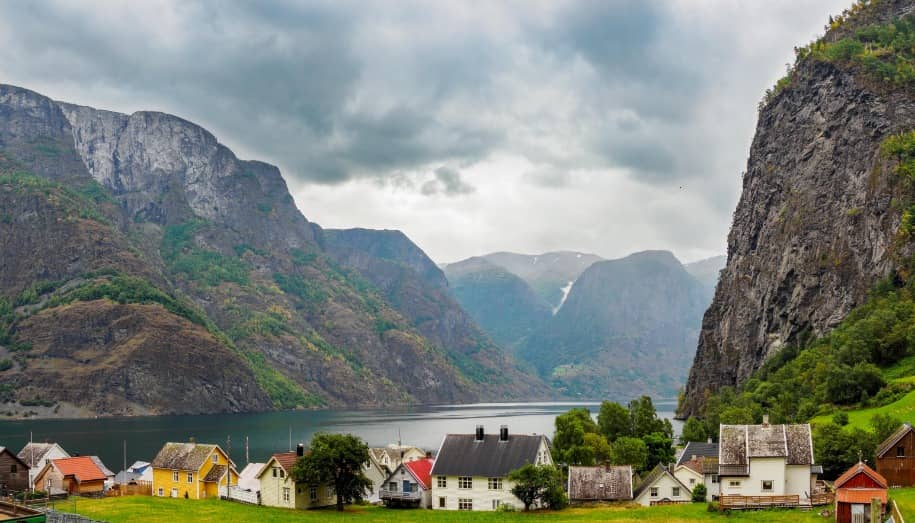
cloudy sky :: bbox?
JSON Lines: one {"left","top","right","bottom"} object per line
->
{"left": 0, "top": 0, "right": 849, "bottom": 263}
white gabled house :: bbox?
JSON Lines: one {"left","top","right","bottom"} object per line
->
{"left": 674, "top": 441, "right": 720, "bottom": 500}
{"left": 17, "top": 442, "right": 70, "bottom": 490}
{"left": 633, "top": 464, "right": 692, "bottom": 506}
{"left": 380, "top": 457, "right": 433, "bottom": 508}
{"left": 430, "top": 425, "right": 552, "bottom": 511}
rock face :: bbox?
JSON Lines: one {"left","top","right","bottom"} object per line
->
{"left": 684, "top": 255, "right": 726, "bottom": 298}
{"left": 0, "top": 84, "right": 545, "bottom": 417}
{"left": 482, "top": 251, "right": 603, "bottom": 310}
{"left": 679, "top": 0, "right": 915, "bottom": 417}
{"left": 443, "top": 257, "right": 552, "bottom": 350}
{"left": 518, "top": 250, "right": 708, "bottom": 399}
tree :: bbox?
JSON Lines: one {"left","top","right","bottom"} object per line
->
{"left": 610, "top": 436, "right": 648, "bottom": 471}
{"left": 691, "top": 483, "right": 707, "bottom": 502}
{"left": 598, "top": 401, "right": 631, "bottom": 442}
{"left": 832, "top": 412, "right": 849, "bottom": 426}
{"left": 583, "top": 432, "right": 613, "bottom": 464}
{"left": 643, "top": 432, "right": 675, "bottom": 471}
{"left": 629, "top": 396, "right": 671, "bottom": 438}
{"left": 507, "top": 464, "right": 567, "bottom": 511}
{"left": 871, "top": 413, "right": 902, "bottom": 443}
{"left": 813, "top": 422, "right": 877, "bottom": 479}
{"left": 291, "top": 433, "right": 372, "bottom": 511}
{"left": 553, "top": 408, "right": 599, "bottom": 465}
{"left": 679, "top": 417, "right": 709, "bottom": 445}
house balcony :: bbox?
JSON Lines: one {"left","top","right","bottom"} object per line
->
{"left": 379, "top": 489, "right": 422, "bottom": 502}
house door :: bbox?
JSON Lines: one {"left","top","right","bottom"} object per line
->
{"left": 403, "top": 480, "right": 411, "bottom": 492}
{"left": 851, "top": 503, "right": 865, "bottom": 523}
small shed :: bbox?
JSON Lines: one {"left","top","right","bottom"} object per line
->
{"left": 834, "top": 461, "right": 887, "bottom": 523}
{"left": 567, "top": 465, "right": 632, "bottom": 503}
{"left": 876, "top": 423, "right": 915, "bottom": 487}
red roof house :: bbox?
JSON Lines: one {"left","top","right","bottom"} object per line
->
{"left": 381, "top": 457, "right": 434, "bottom": 508}
{"left": 35, "top": 456, "right": 109, "bottom": 495}
{"left": 404, "top": 458, "right": 433, "bottom": 490}
{"left": 834, "top": 462, "right": 888, "bottom": 523}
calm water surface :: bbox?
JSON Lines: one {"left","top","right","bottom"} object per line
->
{"left": 0, "top": 402, "right": 681, "bottom": 471}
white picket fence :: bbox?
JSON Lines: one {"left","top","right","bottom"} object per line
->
{"left": 218, "top": 485, "right": 260, "bottom": 505}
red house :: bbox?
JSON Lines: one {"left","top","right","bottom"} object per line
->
{"left": 834, "top": 461, "right": 887, "bottom": 523}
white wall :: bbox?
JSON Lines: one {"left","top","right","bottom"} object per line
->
{"left": 673, "top": 466, "right": 702, "bottom": 492}
{"left": 784, "top": 465, "right": 812, "bottom": 499}
{"left": 431, "top": 475, "right": 521, "bottom": 511}
{"left": 704, "top": 473, "right": 720, "bottom": 499}
{"left": 720, "top": 457, "right": 786, "bottom": 497}
{"left": 634, "top": 473, "right": 691, "bottom": 506}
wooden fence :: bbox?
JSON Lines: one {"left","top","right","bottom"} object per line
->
{"left": 810, "top": 492, "right": 835, "bottom": 506}
{"left": 105, "top": 481, "right": 151, "bottom": 497}
{"left": 649, "top": 499, "right": 691, "bottom": 506}
{"left": 891, "top": 498, "right": 906, "bottom": 523}
{"left": 719, "top": 494, "right": 800, "bottom": 510}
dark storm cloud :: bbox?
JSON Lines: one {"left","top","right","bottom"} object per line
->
{"left": 421, "top": 166, "right": 475, "bottom": 197}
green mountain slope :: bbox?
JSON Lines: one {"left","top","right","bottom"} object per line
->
{"left": 482, "top": 251, "right": 603, "bottom": 310}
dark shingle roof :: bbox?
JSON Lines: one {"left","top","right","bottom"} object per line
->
{"left": 633, "top": 465, "right": 689, "bottom": 498}
{"left": 568, "top": 465, "right": 632, "bottom": 501}
{"left": 877, "top": 423, "right": 913, "bottom": 458}
{"left": 18, "top": 443, "right": 65, "bottom": 468}
{"left": 676, "top": 442, "right": 719, "bottom": 466}
{"left": 151, "top": 442, "right": 218, "bottom": 471}
{"left": 430, "top": 434, "right": 546, "bottom": 477}
{"left": 203, "top": 465, "right": 227, "bottom": 482}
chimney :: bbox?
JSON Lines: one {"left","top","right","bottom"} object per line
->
{"left": 296, "top": 443, "right": 304, "bottom": 457}
{"left": 762, "top": 414, "right": 770, "bottom": 426}
{"left": 475, "top": 425, "right": 484, "bottom": 441}
{"left": 426, "top": 451, "right": 432, "bottom": 459}
{"left": 499, "top": 425, "right": 509, "bottom": 442}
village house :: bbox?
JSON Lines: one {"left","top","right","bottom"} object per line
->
{"left": 633, "top": 464, "right": 692, "bottom": 506}
{"left": 0, "top": 447, "right": 29, "bottom": 494}
{"left": 34, "top": 455, "right": 110, "bottom": 496}
{"left": 834, "top": 461, "right": 888, "bottom": 523}
{"left": 256, "top": 444, "right": 336, "bottom": 509}
{"left": 430, "top": 425, "right": 552, "bottom": 511}
{"left": 150, "top": 441, "right": 237, "bottom": 499}
{"left": 380, "top": 457, "right": 433, "bottom": 508}
{"left": 17, "top": 442, "right": 69, "bottom": 489}
{"left": 365, "top": 444, "right": 424, "bottom": 502}
{"left": 567, "top": 465, "right": 632, "bottom": 503}
{"left": 115, "top": 460, "right": 152, "bottom": 486}
{"left": 237, "top": 462, "right": 265, "bottom": 492}
{"left": 718, "top": 418, "right": 823, "bottom": 508}
{"left": 876, "top": 422, "right": 915, "bottom": 487}
{"left": 674, "top": 440, "right": 719, "bottom": 499}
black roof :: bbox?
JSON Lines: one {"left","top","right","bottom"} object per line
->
{"left": 431, "top": 434, "right": 546, "bottom": 477}
{"left": 676, "top": 442, "right": 719, "bottom": 467}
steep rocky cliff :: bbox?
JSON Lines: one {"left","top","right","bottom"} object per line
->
{"left": 680, "top": 0, "right": 915, "bottom": 417}
{"left": 0, "top": 84, "right": 544, "bottom": 417}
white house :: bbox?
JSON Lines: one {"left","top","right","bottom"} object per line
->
{"left": 17, "top": 442, "right": 70, "bottom": 489}
{"left": 430, "top": 425, "right": 552, "bottom": 511}
{"left": 718, "top": 418, "right": 818, "bottom": 503}
{"left": 674, "top": 441, "right": 720, "bottom": 500}
{"left": 633, "top": 465, "right": 692, "bottom": 506}
{"left": 380, "top": 457, "right": 433, "bottom": 508}
{"left": 365, "top": 444, "right": 425, "bottom": 502}
{"left": 256, "top": 446, "right": 336, "bottom": 510}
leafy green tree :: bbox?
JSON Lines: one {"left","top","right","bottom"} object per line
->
{"left": 813, "top": 422, "right": 877, "bottom": 479}
{"left": 719, "top": 405, "right": 756, "bottom": 425}
{"left": 691, "top": 483, "right": 707, "bottom": 502}
{"left": 832, "top": 412, "right": 849, "bottom": 426}
{"left": 583, "top": 432, "right": 613, "bottom": 464}
{"left": 597, "top": 401, "right": 631, "bottom": 441}
{"left": 610, "top": 436, "right": 648, "bottom": 471}
{"left": 507, "top": 464, "right": 567, "bottom": 511}
{"left": 553, "top": 408, "right": 599, "bottom": 465}
{"left": 871, "top": 413, "right": 902, "bottom": 443}
{"left": 291, "top": 433, "right": 372, "bottom": 511}
{"left": 679, "top": 417, "right": 709, "bottom": 444}
{"left": 643, "top": 432, "right": 675, "bottom": 471}
{"left": 629, "top": 396, "right": 671, "bottom": 438}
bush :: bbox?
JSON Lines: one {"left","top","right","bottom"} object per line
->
{"left": 692, "top": 483, "right": 708, "bottom": 503}
{"left": 0, "top": 359, "right": 11, "bottom": 372}
{"left": 833, "top": 412, "right": 849, "bottom": 426}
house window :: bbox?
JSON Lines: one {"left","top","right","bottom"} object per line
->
{"left": 712, "top": 475, "right": 719, "bottom": 484}
{"left": 488, "top": 477, "right": 502, "bottom": 490}
{"left": 272, "top": 468, "right": 278, "bottom": 478}
{"left": 439, "top": 497, "right": 446, "bottom": 508}
{"left": 172, "top": 471, "right": 179, "bottom": 482}
{"left": 388, "top": 481, "right": 397, "bottom": 491}
{"left": 212, "top": 454, "right": 218, "bottom": 464}
{"left": 309, "top": 486, "right": 317, "bottom": 501}
{"left": 279, "top": 469, "right": 285, "bottom": 479}
{"left": 437, "top": 476, "right": 447, "bottom": 488}
{"left": 650, "top": 487, "right": 659, "bottom": 497}
{"left": 689, "top": 478, "right": 695, "bottom": 485}
{"left": 729, "top": 481, "right": 741, "bottom": 487}
{"left": 761, "top": 480, "right": 773, "bottom": 492}
{"left": 187, "top": 472, "right": 193, "bottom": 483}
{"left": 10, "top": 464, "right": 16, "bottom": 473}
{"left": 171, "top": 488, "right": 178, "bottom": 498}
{"left": 898, "top": 446, "right": 906, "bottom": 458}
{"left": 458, "top": 476, "right": 472, "bottom": 489}
{"left": 282, "top": 487, "right": 290, "bottom": 502}
{"left": 458, "top": 498, "right": 473, "bottom": 510}
{"left": 672, "top": 487, "right": 680, "bottom": 497}
{"left": 326, "top": 486, "right": 335, "bottom": 498}
{"left": 492, "top": 499, "right": 501, "bottom": 510}
{"left": 158, "top": 488, "right": 164, "bottom": 496}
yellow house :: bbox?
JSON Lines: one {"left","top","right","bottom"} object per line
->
{"left": 258, "top": 445, "right": 336, "bottom": 509}
{"left": 151, "top": 442, "right": 238, "bottom": 499}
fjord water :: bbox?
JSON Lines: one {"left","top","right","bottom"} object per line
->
{"left": 0, "top": 402, "right": 680, "bottom": 469}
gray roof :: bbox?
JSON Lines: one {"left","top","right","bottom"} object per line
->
{"left": 633, "top": 465, "right": 690, "bottom": 498}
{"left": 115, "top": 470, "right": 142, "bottom": 485}
{"left": 719, "top": 424, "right": 813, "bottom": 468}
{"left": 90, "top": 456, "right": 115, "bottom": 478}
{"left": 17, "top": 443, "right": 65, "bottom": 468}
{"left": 877, "top": 423, "right": 913, "bottom": 458}
{"left": 676, "top": 442, "right": 719, "bottom": 467}
{"left": 568, "top": 465, "right": 632, "bottom": 501}
{"left": 151, "top": 442, "right": 219, "bottom": 471}
{"left": 430, "top": 434, "right": 546, "bottom": 477}
{"left": 204, "top": 465, "right": 227, "bottom": 482}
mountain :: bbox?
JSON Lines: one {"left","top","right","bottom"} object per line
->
{"left": 680, "top": 0, "right": 915, "bottom": 417}
{"left": 482, "top": 251, "right": 604, "bottom": 310}
{"left": 442, "top": 257, "right": 552, "bottom": 350}
{"left": 683, "top": 255, "right": 726, "bottom": 296}
{"left": 0, "top": 84, "right": 544, "bottom": 418}
{"left": 517, "top": 250, "right": 709, "bottom": 399}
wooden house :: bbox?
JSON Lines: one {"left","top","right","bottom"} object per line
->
{"left": 150, "top": 441, "right": 237, "bottom": 499}
{"left": 256, "top": 444, "right": 336, "bottom": 510}
{"left": 34, "top": 456, "right": 110, "bottom": 496}
{"left": 834, "top": 461, "right": 887, "bottom": 523}
{"left": 0, "top": 446, "right": 29, "bottom": 494}
{"left": 17, "top": 442, "right": 69, "bottom": 489}
{"left": 876, "top": 423, "right": 915, "bottom": 487}
{"left": 430, "top": 425, "right": 552, "bottom": 511}
{"left": 567, "top": 465, "right": 632, "bottom": 503}
{"left": 380, "top": 457, "right": 433, "bottom": 508}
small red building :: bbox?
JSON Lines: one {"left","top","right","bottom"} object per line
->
{"left": 834, "top": 461, "right": 887, "bottom": 523}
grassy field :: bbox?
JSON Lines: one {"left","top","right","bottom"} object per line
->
{"left": 809, "top": 389, "right": 915, "bottom": 429}
{"left": 58, "top": 496, "right": 835, "bottom": 523}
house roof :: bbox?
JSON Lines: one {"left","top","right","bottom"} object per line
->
{"left": 203, "top": 465, "right": 227, "bottom": 482}
{"left": 403, "top": 458, "right": 433, "bottom": 490}
{"left": 568, "top": 465, "right": 632, "bottom": 501}
{"left": 876, "top": 423, "right": 913, "bottom": 458}
{"left": 270, "top": 452, "right": 299, "bottom": 474}
{"left": 835, "top": 462, "right": 887, "bottom": 490}
{"left": 90, "top": 456, "right": 114, "bottom": 478}
{"left": 676, "top": 442, "right": 719, "bottom": 467}
{"left": 52, "top": 456, "right": 109, "bottom": 482}
{"left": 129, "top": 461, "right": 150, "bottom": 472}
{"left": 239, "top": 463, "right": 265, "bottom": 481}
{"left": 837, "top": 489, "right": 887, "bottom": 504}
{"left": 678, "top": 458, "right": 704, "bottom": 476}
{"left": 719, "top": 423, "right": 813, "bottom": 467}
{"left": 18, "top": 442, "right": 67, "bottom": 468}
{"left": 151, "top": 442, "right": 222, "bottom": 472}
{"left": 430, "top": 433, "right": 546, "bottom": 477}
{"left": 633, "top": 465, "right": 690, "bottom": 499}
{"left": 0, "top": 447, "right": 29, "bottom": 471}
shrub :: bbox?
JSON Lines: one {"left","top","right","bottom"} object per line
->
{"left": 692, "top": 483, "right": 708, "bottom": 503}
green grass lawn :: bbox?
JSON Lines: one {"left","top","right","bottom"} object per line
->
{"left": 891, "top": 487, "right": 915, "bottom": 519}
{"left": 59, "top": 496, "right": 829, "bottom": 523}
{"left": 810, "top": 389, "right": 915, "bottom": 430}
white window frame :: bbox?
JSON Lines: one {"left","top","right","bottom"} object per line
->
{"left": 437, "top": 476, "right": 447, "bottom": 488}
{"left": 729, "top": 480, "right": 741, "bottom": 487}
{"left": 458, "top": 476, "right": 472, "bottom": 489}
{"left": 458, "top": 498, "right": 472, "bottom": 511}
{"left": 487, "top": 477, "right": 502, "bottom": 490}
{"left": 650, "top": 487, "right": 658, "bottom": 497}
{"left": 282, "top": 487, "right": 290, "bottom": 502}
{"left": 158, "top": 488, "right": 164, "bottom": 496}
{"left": 672, "top": 487, "right": 680, "bottom": 497}
{"left": 171, "top": 487, "right": 178, "bottom": 498}
{"left": 172, "top": 471, "right": 179, "bottom": 482}
{"left": 309, "top": 486, "right": 317, "bottom": 501}
{"left": 187, "top": 472, "right": 193, "bottom": 483}
{"left": 761, "top": 480, "right": 773, "bottom": 492}
{"left": 212, "top": 454, "right": 218, "bottom": 464}
{"left": 438, "top": 496, "right": 446, "bottom": 508}
{"left": 492, "top": 499, "right": 501, "bottom": 510}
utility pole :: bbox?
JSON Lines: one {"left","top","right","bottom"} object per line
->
{"left": 226, "top": 435, "right": 232, "bottom": 489}
{"left": 245, "top": 436, "right": 249, "bottom": 466}
{"left": 123, "top": 440, "right": 127, "bottom": 481}
{"left": 288, "top": 426, "right": 292, "bottom": 452}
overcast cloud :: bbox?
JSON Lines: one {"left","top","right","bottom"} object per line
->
{"left": 0, "top": 0, "right": 850, "bottom": 262}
